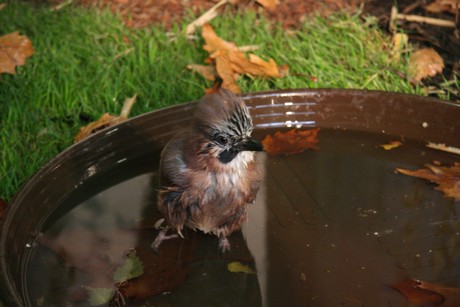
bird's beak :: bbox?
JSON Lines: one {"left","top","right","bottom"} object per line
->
{"left": 238, "top": 137, "right": 264, "bottom": 152}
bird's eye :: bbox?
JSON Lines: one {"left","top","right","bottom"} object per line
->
{"left": 217, "top": 135, "right": 229, "bottom": 145}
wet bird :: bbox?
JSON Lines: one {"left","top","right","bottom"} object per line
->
{"left": 151, "top": 89, "right": 264, "bottom": 253}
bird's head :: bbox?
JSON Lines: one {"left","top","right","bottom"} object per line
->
{"left": 194, "top": 89, "right": 263, "bottom": 164}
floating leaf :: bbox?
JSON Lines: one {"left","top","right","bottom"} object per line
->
{"left": 0, "top": 31, "right": 34, "bottom": 74}
{"left": 113, "top": 253, "right": 144, "bottom": 283}
{"left": 396, "top": 162, "right": 460, "bottom": 201}
{"left": 83, "top": 286, "right": 115, "bottom": 306}
{"left": 227, "top": 261, "right": 256, "bottom": 274}
{"left": 426, "top": 142, "right": 460, "bottom": 155}
{"left": 262, "top": 128, "right": 320, "bottom": 155}
{"left": 379, "top": 140, "right": 402, "bottom": 150}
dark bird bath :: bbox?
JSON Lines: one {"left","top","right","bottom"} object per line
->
{"left": 1, "top": 89, "right": 460, "bottom": 306}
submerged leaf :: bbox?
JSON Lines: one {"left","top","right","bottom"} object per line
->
{"left": 227, "top": 261, "right": 256, "bottom": 274}
{"left": 396, "top": 162, "right": 460, "bottom": 201}
{"left": 113, "top": 253, "right": 144, "bottom": 283}
{"left": 262, "top": 128, "right": 320, "bottom": 155}
{"left": 392, "top": 278, "right": 460, "bottom": 306}
{"left": 379, "top": 140, "right": 402, "bottom": 150}
{"left": 83, "top": 286, "right": 115, "bottom": 306}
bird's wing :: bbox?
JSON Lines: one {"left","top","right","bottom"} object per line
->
{"left": 159, "top": 132, "right": 189, "bottom": 188}
{"left": 158, "top": 132, "right": 194, "bottom": 230}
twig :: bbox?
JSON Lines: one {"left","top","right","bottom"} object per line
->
{"left": 402, "top": 0, "right": 421, "bottom": 14}
{"left": 426, "top": 142, "right": 460, "bottom": 155}
{"left": 238, "top": 45, "right": 260, "bottom": 52}
{"left": 186, "top": 0, "right": 229, "bottom": 37}
{"left": 120, "top": 94, "right": 137, "bottom": 118}
{"left": 50, "top": 0, "right": 73, "bottom": 11}
{"left": 390, "top": 5, "right": 456, "bottom": 32}
{"left": 114, "top": 48, "right": 135, "bottom": 60}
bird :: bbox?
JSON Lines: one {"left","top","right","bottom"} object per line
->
{"left": 151, "top": 89, "right": 264, "bottom": 253}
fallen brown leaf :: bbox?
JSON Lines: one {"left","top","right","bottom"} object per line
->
{"left": 409, "top": 48, "right": 444, "bottom": 83}
{"left": 396, "top": 162, "right": 460, "bottom": 201}
{"left": 74, "top": 94, "right": 137, "bottom": 143}
{"left": 391, "top": 33, "right": 408, "bottom": 62}
{"left": 202, "top": 23, "right": 238, "bottom": 53}
{"left": 74, "top": 113, "right": 126, "bottom": 143}
{"left": 0, "top": 31, "right": 34, "bottom": 74}
{"left": 262, "top": 128, "right": 320, "bottom": 155}
{"left": 193, "top": 23, "right": 287, "bottom": 93}
{"left": 186, "top": 64, "right": 217, "bottom": 81}
{"left": 424, "top": 0, "right": 459, "bottom": 14}
{"left": 255, "top": 0, "right": 278, "bottom": 11}
{"left": 392, "top": 278, "right": 460, "bottom": 306}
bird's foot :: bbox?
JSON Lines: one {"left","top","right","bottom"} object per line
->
{"left": 218, "top": 236, "right": 231, "bottom": 253}
{"left": 151, "top": 227, "right": 178, "bottom": 253}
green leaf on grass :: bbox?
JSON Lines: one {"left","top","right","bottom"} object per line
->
{"left": 113, "top": 253, "right": 144, "bottom": 283}
{"left": 83, "top": 286, "right": 115, "bottom": 306}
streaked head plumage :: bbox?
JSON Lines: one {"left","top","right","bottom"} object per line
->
{"left": 194, "top": 89, "right": 263, "bottom": 163}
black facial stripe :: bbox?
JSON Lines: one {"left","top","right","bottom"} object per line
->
{"left": 218, "top": 148, "right": 239, "bottom": 164}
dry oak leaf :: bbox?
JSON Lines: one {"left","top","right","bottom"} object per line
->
{"left": 186, "top": 64, "right": 217, "bottom": 81}
{"left": 425, "top": 0, "right": 459, "bottom": 14}
{"left": 262, "top": 128, "right": 320, "bottom": 155}
{"left": 199, "top": 23, "right": 287, "bottom": 93}
{"left": 396, "top": 162, "right": 460, "bottom": 201}
{"left": 409, "top": 48, "right": 444, "bottom": 83}
{"left": 0, "top": 31, "right": 34, "bottom": 74}
{"left": 74, "top": 94, "right": 137, "bottom": 143}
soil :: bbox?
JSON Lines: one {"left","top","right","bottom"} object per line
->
{"left": 77, "top": 0, "right": 459, "bottom": 101}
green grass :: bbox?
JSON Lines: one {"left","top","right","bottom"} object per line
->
{"left": 0, "top": 1, "right": 442, "bottom": 201}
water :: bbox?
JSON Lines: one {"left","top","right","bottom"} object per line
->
{"left": 24, "top": 129, "right": 460, "bottom": 306}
